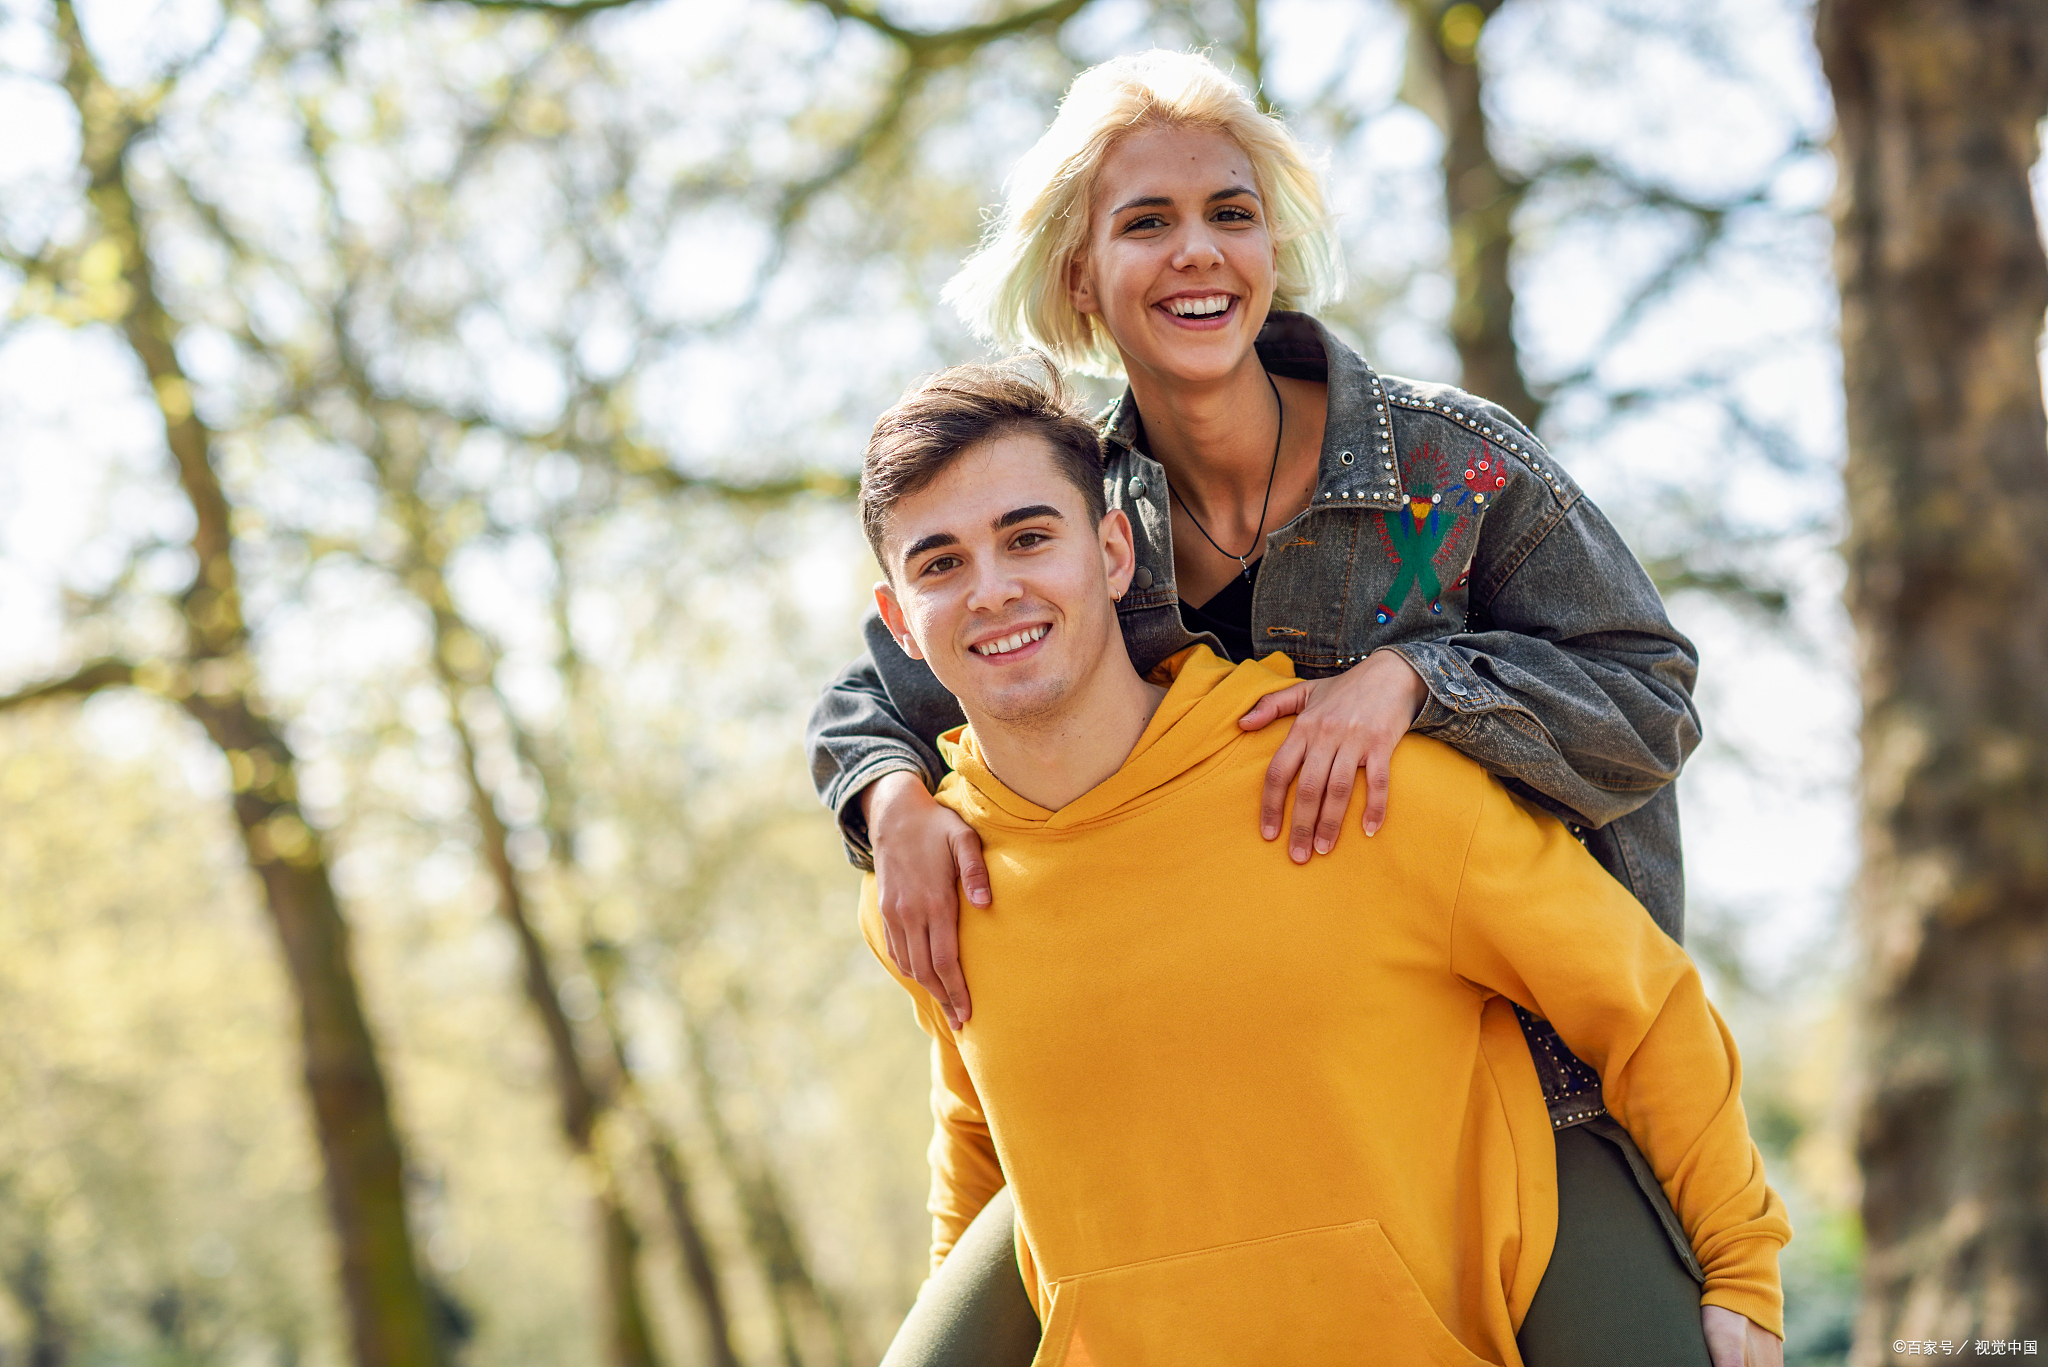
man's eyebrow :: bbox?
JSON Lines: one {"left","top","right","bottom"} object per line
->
{"left": 995, "top": 505, "right": 1064, "bottom": 530}
{"left": 901, "top": 531, "right": 960, "bottom": 567}
{"left": 900, "top": 507, "right": 1062, "bottom": 568}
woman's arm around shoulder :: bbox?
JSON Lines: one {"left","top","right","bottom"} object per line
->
{"left": 809, "top": 606, "right": 987, "bottom": 1026}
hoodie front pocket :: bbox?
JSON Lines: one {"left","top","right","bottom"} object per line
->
{"left": 1031, "top": 1219, "right": 1489, "bottom": 1367}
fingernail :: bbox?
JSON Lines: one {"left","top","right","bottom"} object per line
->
{"left": 1291, "top": 844, "right": 1308, "bottom": 863}
{"left": 1315, "top": 837, "right": 1331, "bottom": 855}
{"left": 1262, "top": 823, "right": 1278, "bottom": 840}
{"left": 970, "top": 889, "right": 990, "bottom": 906}
{"left": 1365, "top": 823, "right": 1379, "bottom": 837}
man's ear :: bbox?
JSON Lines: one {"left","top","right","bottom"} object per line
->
{"left": 1099, "top": 508, "right": 1137, "bottom": 599}
{"left": 1068, "top": 253, "right": 1098, "bottom": 317}
{"left": 873, "top": 580, "right": 925, "bottom": 661}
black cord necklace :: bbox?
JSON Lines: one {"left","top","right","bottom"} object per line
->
{"left": 1168, "top": 368, "right": 1284, "bottom": 583}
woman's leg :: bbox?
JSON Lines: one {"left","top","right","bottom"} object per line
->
{"left": 1516, "top": 1122, "right": 1713, "bottom": 1367}
{"left": 878, "top": 1186, "right": 1041, "bottom": 1367}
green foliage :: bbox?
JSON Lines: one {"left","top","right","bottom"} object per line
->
{"left": 0, "top": 706, "right": 336, "bottom": 1361}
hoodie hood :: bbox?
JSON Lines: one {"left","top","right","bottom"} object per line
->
{"left": 935, "top": 647, "right": 1299, "bottom": 833}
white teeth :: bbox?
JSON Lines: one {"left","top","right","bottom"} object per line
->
{"left": 973, "top": 625, "right": 1049, "bottom": 656}
{"left": 1166, "top": 296, "right": 1231, "bottom": 317}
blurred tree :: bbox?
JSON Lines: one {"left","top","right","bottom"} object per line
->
{"left": 1813, "top": 0, "right": 2048, "bottom": 1353}
{"left": 0, "top": 6, "right": 446, "bottom": 1363}
{"left": 1391, "top": 0, "right": 1826, "bottom": 629}
{"left": 382, "top": 465, "right": 671, "bottom": 1367}
{"left": 1394, "top": 0, "right": 1542, "bottom": 425}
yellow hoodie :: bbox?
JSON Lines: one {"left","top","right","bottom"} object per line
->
{"left": 859, "top": 648, "right": 1787, "bottom": 1367}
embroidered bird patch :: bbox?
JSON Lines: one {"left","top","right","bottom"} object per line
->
{"left": 1371, "top": 441, "right": 1508, "bottom": 624}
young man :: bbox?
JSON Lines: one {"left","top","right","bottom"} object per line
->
{"left": 855, "top": 362, "right": 1789, "bottom": 1367}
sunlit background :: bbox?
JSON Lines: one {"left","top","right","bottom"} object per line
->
{"left": 4, "top": 0, "right": 2007, "bottom": 1360}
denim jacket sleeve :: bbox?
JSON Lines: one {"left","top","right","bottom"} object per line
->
{"left": 807, "top": 609, "right": 967, "bottom": 869}
{"left": 1383, "top": 486, "right": 1701, "bottom": 830}
{"left": 1367, "top": 390, "right": 1701, "bottom": 938}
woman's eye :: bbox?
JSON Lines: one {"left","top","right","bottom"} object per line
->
{"left": 1123, "top": 213, "right": 1167, "bottom": 233}
{"left": 1215, "top": 205, "right": 1255, "bottom": 223}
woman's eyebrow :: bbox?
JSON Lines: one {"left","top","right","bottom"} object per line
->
{"left": 1110, "top": 194, "right": 1172, "bottom": 216}
{"left": 1110, "top": 185, "right": 1260, "bottom": 216}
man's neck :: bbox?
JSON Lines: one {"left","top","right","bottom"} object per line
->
{"left": 966, "top": 654, "right": 1169, "bottom": 812}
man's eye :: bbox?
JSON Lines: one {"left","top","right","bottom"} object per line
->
{"left": 921, "top": 555, "right": 961, "bottom": 576}
{"left": 1012, "top": 530, "right": 1049, "bottom": 549}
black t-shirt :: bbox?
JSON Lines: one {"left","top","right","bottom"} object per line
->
{"left": 1178, "top": 557, "right": 1260, "bottom": 664}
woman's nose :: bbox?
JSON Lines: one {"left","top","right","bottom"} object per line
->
{"left": 1170, "top": 222, "right": 1225, "bottom": 270}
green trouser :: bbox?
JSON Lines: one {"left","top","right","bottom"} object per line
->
{"left": 878, "top": 1121, "right": 1711, "bottom": 1367}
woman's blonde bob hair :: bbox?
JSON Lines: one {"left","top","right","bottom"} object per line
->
{"left": 943, "top": 50, "right": 1343, "bottom": 378}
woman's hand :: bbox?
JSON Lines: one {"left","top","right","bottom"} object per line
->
{"left": 1701, "top": 1306, "right": 1784, "bottom": 1367}
{"left": 1236, "top": 649, "right": 1429, "bottom": 862}
{"left": 862, "top": 770, "right": 986, "bottom": 1030}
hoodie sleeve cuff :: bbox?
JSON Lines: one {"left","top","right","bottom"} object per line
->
{"left": 1700, "top": 1238, "right": 1786, "bottom": 1341}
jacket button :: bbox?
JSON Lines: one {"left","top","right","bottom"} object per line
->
{"left": 1339, "top": 451, "right": 1355, "bottom": 465}
{"left": 1127, "top": 477, "right": 1147, "bottom": 498}
{"left": 1133, "top": 567, "right": 1154, "bottom": 590}
{"left": 1448, "top": 681, "right": 1468, "bottom": 696}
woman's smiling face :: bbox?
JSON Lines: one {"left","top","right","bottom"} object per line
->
{"left": 1069, "top": 124, "right": 1278, "bottom": 386}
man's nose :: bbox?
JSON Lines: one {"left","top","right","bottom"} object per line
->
{"left": 964, "top": 560, "right": 1025, "bottom": 612}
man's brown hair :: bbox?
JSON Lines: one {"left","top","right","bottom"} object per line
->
{"left": 861, "top": 358, "right": 1108, "bottom": 571}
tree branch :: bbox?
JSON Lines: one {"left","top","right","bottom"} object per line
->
{"left": 429, "top": 0, "right": 1093, "bottom": 48}
{"left": 0, "top": 659, "right": 137, "bottom": 712}
{"left": 807, "top": 0, "right": 1092, "bottom": 56}
{"left": 425, "top": 0, "right": 643, "bottom": 14}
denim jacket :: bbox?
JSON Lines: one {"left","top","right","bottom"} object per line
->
{"left": 806, "top": 313, "right": 1701, "bottom": 945}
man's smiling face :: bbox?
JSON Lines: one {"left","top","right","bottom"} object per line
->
{"left": 875, "top": 430, "right": 1132, "bottom": 727}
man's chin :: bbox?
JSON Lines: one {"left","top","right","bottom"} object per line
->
{"left": 967, "top": 675, "right": 1075, "bottom": 728}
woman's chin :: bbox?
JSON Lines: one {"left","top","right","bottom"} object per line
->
{"left": 1117, "top": 308, "right": 1269, "bottom": 389}
{"left": 1127, "top": 336, "right": 1260, "bottom": 390}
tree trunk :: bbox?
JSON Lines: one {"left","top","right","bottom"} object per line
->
{"left": 4, "top": 1246, "right": 70, "bottom": 1367}
{"left": 415, "top": 556, "right": 664, "bottom": 1367}
{"left": 683, "top": 1016, "right": 853, "bottom": 1367}
{"left": 1814, "top": 0, "right": 2048, "bottom": 1355}
{"left": 1397, "top": 0, "right": 1542, "bottom": 425}
{"left": 645, "top": 1127, "right": 745, "bottom": 1367}
{"left": 599, "top": 1198, "right": 662, "bottom": 1367}
{"left": 52, "top": 6, "right": 443, "bottom": 1360}
{"left": 383, "top": 511, "right": 741, "bottom": 1367}
{"left": 194, "top": 698, "right": 442, "bottom": 1367}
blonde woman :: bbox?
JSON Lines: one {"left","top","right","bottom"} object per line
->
{"left": 809, "top": 51, "right": 1737, "bottom": 1367}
